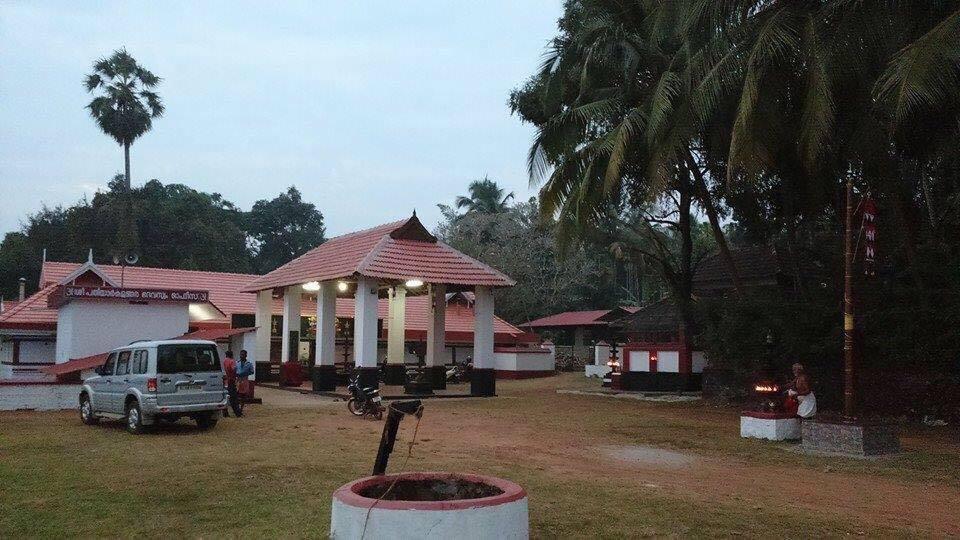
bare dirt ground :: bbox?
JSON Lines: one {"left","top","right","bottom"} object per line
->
{"left": 396, "top": 377, "right": 960, "bottom": 537}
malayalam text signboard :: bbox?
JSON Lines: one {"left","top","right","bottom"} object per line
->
{"left": 49, "top": 286, "right": 210, "bottom": 307}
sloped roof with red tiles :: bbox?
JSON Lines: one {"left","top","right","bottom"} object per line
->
{"left": 0, "top": 283, "right": 60, "bottom": 330}
{"left": 2, "top": 261, "right": 526, "bottom": 343}
{"left": 43, "top": 352, "right": 108, "bottom": 376}
{"left": 520, "top": 309, "right": 614, "bottom": 328}
{"left": 176, "top": 327, "right": 257, "bottom": 342}
{"left": 241, "top": 215, "right": 514, "bottom": 292}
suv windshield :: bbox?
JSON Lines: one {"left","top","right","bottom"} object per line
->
{"left": 157, "top": 344, "right": 221, "bottom": 374}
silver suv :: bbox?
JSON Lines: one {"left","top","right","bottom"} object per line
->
{"left": 79, "top": 340, "right": 228, "bottom": 434}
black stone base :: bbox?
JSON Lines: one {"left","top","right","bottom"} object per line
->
{"left": 428, "top": 366, "right": 447, "bottom": 390}
{"left": 311, "top": 365, "right": 338, "bottom": 392}
{"left": 355, "top": 367, "right": 380, "bottom": 391}
{"left": 471, "top": 368, "right": 496, "bottom": 396}
{"left": 619, "top": 372, "right": 702, "bottom": 392}
{"left": 382, "top": 363, "right": 407, "bottom": 386}
{"left": 801, "top": 419, "right": 900, "bottom": 456}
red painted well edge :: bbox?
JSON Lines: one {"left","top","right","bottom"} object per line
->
{"left": 333, "top": 472, "right": 526, "bottom": 511}
{"left": 741, "top": 410, "right": 798, "bottom": 420}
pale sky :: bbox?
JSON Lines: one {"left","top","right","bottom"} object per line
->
{"left": 0, "top": 1, "right": 561, "bottom": 237}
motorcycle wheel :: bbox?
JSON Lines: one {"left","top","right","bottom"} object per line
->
{"left": 347, "top": 398, "right": 365, "bottom": 416}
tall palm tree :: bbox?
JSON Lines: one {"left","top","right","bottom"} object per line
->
{"left": 455, "top": 177, "right": 515, "bottom": 214}
{"left": 85, "top": 48, "right": 164, "bottom": 191}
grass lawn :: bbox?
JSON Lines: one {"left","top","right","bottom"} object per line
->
{"left": 1, "top": 374, "right": 958, "bottom": 538}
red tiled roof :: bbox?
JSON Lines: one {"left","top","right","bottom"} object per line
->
{"left": 40, "top": 261, "right": 262, "bottom": 319}
{"left": 42, "top": 352, "right": 108, "bottom": 376}
{"left": 0, "top": 283, "right": 60, "bottom": 330}
{"left": 521, "top": 309, "right": 614, "bottom": 328}
{"left": 176, "top": 327, "right": 257, "bottom": 342}
{"left": 241, "top": 215, "right": 514, "bottom": 292}
{"left": 2, "top": 261, "right": 525, "bottom": 343}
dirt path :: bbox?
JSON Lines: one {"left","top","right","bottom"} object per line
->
{"left": 411, "top": 392, "right": 960, "bottom": 536}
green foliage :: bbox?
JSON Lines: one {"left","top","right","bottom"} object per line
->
{"left": 437, "top": 198, "right": 628, "bottom": 324}
{"left": 246, "top": 187, "right": 326, "bottom": 273}
{"left": 85, "top": 49, "right": 163, "bottom": 190}
{"left": 0, "top": 181, "right": 325, "bottom": 298}
{"left": 512, "top": 1, "right": 960, "bottom": 411}
{"left": 453, "top": 176, "right": 515, "bottom": 215}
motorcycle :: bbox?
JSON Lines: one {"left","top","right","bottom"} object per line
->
{"left": 346, "top": 374, "right": 385, "bottom": 420}
{"left": 446, "top": 360, "right": 470, "bottom": 383}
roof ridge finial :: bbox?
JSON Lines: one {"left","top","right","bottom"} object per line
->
{"left": 412, "top": 209, "right": 417, "bottom": 218}
{"left": 87, "top": 248, "right": 94, "bottom": 264}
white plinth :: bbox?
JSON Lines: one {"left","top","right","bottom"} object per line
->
{"left": 740, "top": 414, "right": 801, "bottom": 441}
{"left": 585, "top": 365, "right": 610, "bottom": 378}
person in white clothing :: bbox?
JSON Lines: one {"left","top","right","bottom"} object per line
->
{"left": 787, "top": 363, "right": 817, "bottom": 418}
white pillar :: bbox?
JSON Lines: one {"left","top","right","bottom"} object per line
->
{"left": 594, "top": 342, "right": 610, "bottom": 366}
{"left": 315, "top": 281, "right": 337, "bottom": 367}
{"left": 353, "top": 277, "right": 380, "bottom": 369}
{"left": 426, "top": 283, "right": 446, "bottom": 367}
{"left": 281, "top": 285, "right": 302, "bottom": 363}
{"left": 387, "top": 286, "right": 406, "bottom": 364}
{"left": 473, "top": 285, "right": 494, "bottom": 369}
{"left": 253, "top": 289, "right": 273, "bottom": 372}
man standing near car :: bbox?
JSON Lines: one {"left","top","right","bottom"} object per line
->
{"left": 236, "top": 349, "right": 255, "bottom": 411}
{"left": 222, "top": 350, "right": 243, "bottom": 418}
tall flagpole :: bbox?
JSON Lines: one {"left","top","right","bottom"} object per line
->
{"left": 843, "top": 177, "right": 856, "bottom": 419}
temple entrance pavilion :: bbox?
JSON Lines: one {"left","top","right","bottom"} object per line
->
{"left": 240, "top": 213, "right": 515, "bottom": 396}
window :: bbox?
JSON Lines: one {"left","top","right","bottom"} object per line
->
{"left": 157, "top": 344, "right": 221, "bottom": 374}
{"left": 132, "top": 350, "right": 148, "bottom": 374}
{"left": 115, "top": 351, "right": 131, "bottom": 376}
{"left": 101, "top": 353, "right": 117, "bottom": 376}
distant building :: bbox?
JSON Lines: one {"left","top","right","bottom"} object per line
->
{"left": 519, "top": 307, "right": 639, "bottom": 349}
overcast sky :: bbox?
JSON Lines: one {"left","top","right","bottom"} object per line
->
{"left": 0, "top": 1, "right": 561, "bottom": 237}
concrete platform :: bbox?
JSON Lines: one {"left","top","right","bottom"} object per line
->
{"left": 801, "top": 418, "right": 901, "bottom": 456}
{"left": 740, "top": 411, "right": 801, "bottom": 441}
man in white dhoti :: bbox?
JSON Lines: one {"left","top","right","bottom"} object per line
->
{"left": 787, "top": 363, "right": 817, "bottom": 418}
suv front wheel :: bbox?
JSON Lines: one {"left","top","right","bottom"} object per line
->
{"left": 79, "top": 395, "right": 98, "bottom": 425}
{"left": 125, "top": 400, "right": 146, "bottom": 435}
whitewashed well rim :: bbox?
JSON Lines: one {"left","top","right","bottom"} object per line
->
{"left": 333, "top": 472, "right": 526, "bottom": 511}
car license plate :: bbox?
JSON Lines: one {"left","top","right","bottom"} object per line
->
{"left": 373, "top": 396, "right": 382, "bottom": 403}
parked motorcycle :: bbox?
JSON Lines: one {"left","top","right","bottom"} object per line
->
{"left": 346, "top": 374, "right": 385, "bottom": 419}
{"left": 446, "top": 361, "right": 471, "bottom": 384}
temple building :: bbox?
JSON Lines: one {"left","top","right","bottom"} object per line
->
{"left": 0, "top": 215, "right": 551, "bottom": 406}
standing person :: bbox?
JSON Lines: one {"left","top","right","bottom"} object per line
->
{"left": 236, "top": 350, "right": 255, "bottom": 412}
{"left": 787, "top": 363, "right": 817, "bottom": 419}
{"left": 222, "top": 350, "right": 243, "bottom": 418}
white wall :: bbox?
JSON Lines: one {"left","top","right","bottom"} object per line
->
{"left": 19, "top": 341, "right": 56, "bottom": 364}
{"left": 628, "top": 350, "right": 650, "bottom": 372}
{"left": 692, "top": 351, "right": 708, "bottom": 373}
{"left": 594, "top": 343, "right": 610, "bottom": 366}
{"left": 55, "top": 302, "right": 189, "bottom": 364}
{"left": 0, "top": 384, "right": 80, "bottom": 411}
{"left": 494, "top": 351, "right": 554, "bottom": 372}
{"left": 657, "top": 351, "right": 680, "bottom": 373}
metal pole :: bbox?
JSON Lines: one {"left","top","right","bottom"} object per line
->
{"left": 843, "top": 177, "right": 856, "bottom": 419}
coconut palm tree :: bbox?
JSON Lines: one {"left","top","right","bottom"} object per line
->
{"left": 455, "top": 177, "right": 515, "bottom": 214}
{"left": 84, "top": 48, "right": 164, "bottom": 191}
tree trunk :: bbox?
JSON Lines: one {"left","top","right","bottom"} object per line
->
{"left": 684, "top": 151, "right": 742, "bottom": 295}
{"left": 123, "top": 142, "right": 131, "bottom": 191}
{"left": 677, "top": 168, "right": 695, "bottom": 345}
